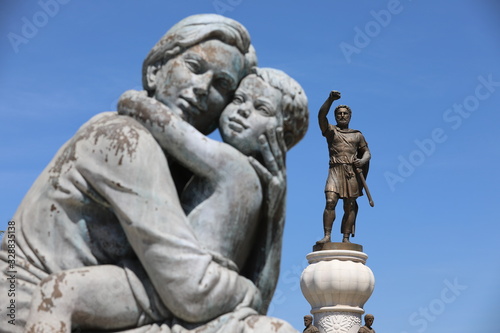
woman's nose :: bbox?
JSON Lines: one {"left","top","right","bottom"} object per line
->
{"left": 193, "top": 72, "right": 213, "bottom": 97}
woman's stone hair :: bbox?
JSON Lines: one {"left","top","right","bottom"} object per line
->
{"left": 142, "top": 14, "right": 258, "bottom": 94}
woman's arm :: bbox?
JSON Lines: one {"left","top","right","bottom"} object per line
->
{"left": 117, "top": 90, "right": 228, "bottom": 179}
{"left": 73, "top": 114, "right": 262, "bottom": 322}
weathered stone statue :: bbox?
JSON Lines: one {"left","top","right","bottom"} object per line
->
{"left": 303, "top": 315, "right": 319, "bottom": 333}
{"left": 316, "top": 91, "right": 371, "bottom": 244}
{"left": 0, "top": 14, "right": 308, "bottom": 333}
{"left": 358, "top": 314, "right": 376, "bottom": 333}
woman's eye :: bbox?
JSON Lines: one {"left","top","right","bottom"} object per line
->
{"left": 216, "top": 78, "right": 231, "bottom": 90}
{"left": 185, "top": 59, "right": 201, "bottom": 73}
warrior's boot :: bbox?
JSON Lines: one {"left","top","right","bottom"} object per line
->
{"left": 316, "top": 228, "right": 332, "bottom": 244}
{"left": 342, "top": 233, "right": 351, "bottom": 243}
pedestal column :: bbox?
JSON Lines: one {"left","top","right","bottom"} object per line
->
{"left": 300, "top": 243, "right": 375, "bottom": 333}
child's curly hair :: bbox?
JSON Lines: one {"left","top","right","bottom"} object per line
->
{"left": 252, "top": 67, "right": 309, "bottom": 150}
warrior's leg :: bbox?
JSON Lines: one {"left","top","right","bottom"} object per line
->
{"left": 317, "top": 191, "right": 339, "bottom": 244}
{"left": 341, "top": 198, "right": 358, "bottom": 243}
{"left": 25, "top": 265, "right": 146, "bottom": 333}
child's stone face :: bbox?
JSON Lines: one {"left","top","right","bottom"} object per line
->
{"left": 219, "top": 74, "right": 283, "bottom": 155}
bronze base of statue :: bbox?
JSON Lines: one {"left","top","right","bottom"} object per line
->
{"left": 313, "top": 242, "right": 363, "bottom": 252}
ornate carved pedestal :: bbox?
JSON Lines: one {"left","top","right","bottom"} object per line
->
{"left": 300, "top": 243, "right": 375, "bottom": 333}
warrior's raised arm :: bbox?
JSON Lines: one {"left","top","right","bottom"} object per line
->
{"left": 318, "top": 90, "right": 341, "bottom": 134}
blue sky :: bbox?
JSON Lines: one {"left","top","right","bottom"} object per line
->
{"left": 1, "top": 1, "right": 499, "bottom": 332}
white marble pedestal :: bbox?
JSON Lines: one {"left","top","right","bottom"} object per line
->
{"left": 300, "top": 243, "right": 375, "bottom": 333}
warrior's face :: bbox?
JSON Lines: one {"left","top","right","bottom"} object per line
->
{"left": 335, "top": 107, "right": 351, "bottom": 128}
{"left": 365, "top": 316, "right": 374, "bottom": 327}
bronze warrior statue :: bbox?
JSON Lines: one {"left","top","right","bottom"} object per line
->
{"left": 358, "top": 314, "right": 376, "bottom": 333}
{"left": 317, "top": 91, "right": 372, "bottom": 244}
{"left": 303, "top": 315, "right": 319, "bottom": 333}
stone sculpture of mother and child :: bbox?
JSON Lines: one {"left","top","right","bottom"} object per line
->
{"left": 0, "top": 14, "right": 309, "bottom": 333}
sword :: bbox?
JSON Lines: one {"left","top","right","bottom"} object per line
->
{"left": 355, "top": 167, "right": 374, "bottom": 207}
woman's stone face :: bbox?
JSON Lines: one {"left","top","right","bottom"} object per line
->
{"left": 151, "top": 39, "right": 246, "bottom": 134}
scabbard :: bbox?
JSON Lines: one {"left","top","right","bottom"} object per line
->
{"left": 355, "top": 168, "right": 374, "bottom": 207}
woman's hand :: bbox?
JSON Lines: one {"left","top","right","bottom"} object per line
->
{"left": 248, "top": 125, "right": 287, "bottom": 220}
{"left": 117, "top": 90, "right": 149, "bottom": 116}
